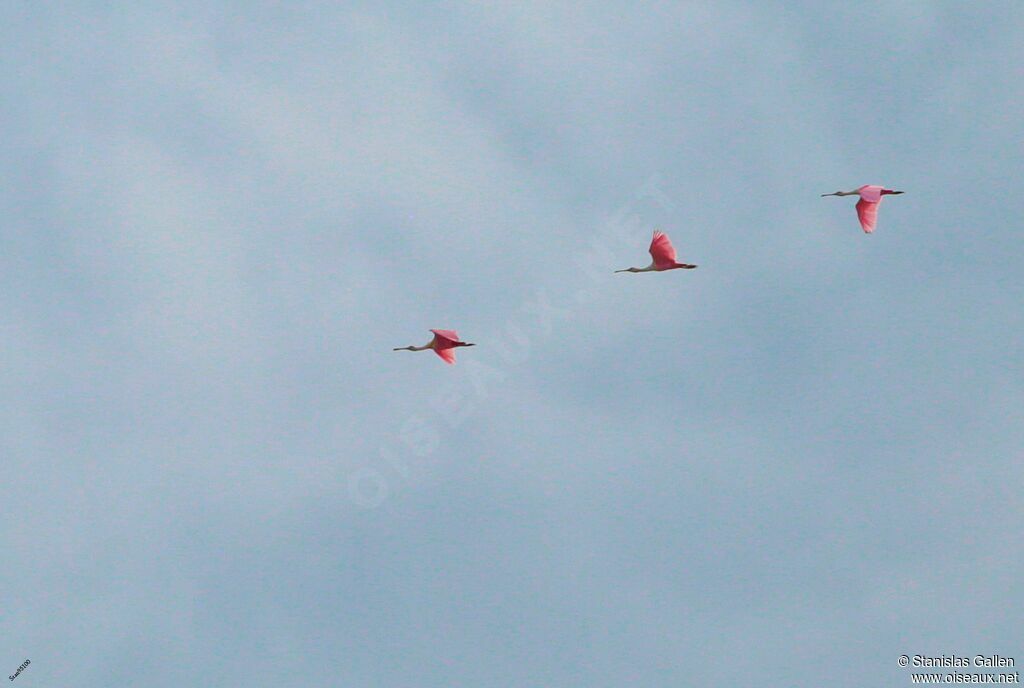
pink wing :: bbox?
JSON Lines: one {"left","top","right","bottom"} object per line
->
{"left": 430, "top": 329, "right": 461, "bottom": 345}
{"left": 648, "top": 231, "right": 678, "bottom": 268}
{"left": 430, "top": 329, "right": 461, "bottom": 364}
{"left": 433, "top": 347, "right": 457, "bottom": 365}
{"left": 856, "top": 198, "right": 879, "bottom": 233}
{"left": 858, "top": 185, "right": 884, "bottom": 203}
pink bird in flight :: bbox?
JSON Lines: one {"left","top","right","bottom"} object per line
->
{"left": 822, "top": 184, "right": 904, "bottom": 233}
{"left": 393, "top": 329, "right": 475, "bottom": 365}
{"left": 615, "top": 230, "right": 698, "bottom": 273}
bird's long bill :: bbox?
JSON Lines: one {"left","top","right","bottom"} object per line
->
{"left": 614, "top": 268, "right": 630, "bottom": 273}
{"left": 821, "top": 192, "right": 839, "bottom": 197}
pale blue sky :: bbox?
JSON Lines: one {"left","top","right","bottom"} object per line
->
{"left": 2, "top": 3, "right": 1023, "bottom": 686}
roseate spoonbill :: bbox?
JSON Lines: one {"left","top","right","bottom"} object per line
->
{"left": 393, "top": 329, "right": 475, "bottom": 365}
{"left": 822, "top": 185, "right": 904, "bottom": 233}
{"left": 615, "top": 230, "right": 698, "bottom": 273}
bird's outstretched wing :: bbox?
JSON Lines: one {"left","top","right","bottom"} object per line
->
{"left": 648, "top": 231, "right": 678, "bottom": 268}
{"left": 430, "top": 329, "right": 461, "bottom": 345}
{"left": 858, "top": 185, "right": 884, "bottom": 203}
{"left": 430, "top": 329, "right": 461, "bottom": 364}
{"left": 856, "top": 199, "right": 879, "bottom": 233}
{"left": 433, "top": 347, "right": 457, "bottom": 364}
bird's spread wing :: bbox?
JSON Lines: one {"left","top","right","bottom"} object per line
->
{"left": 858, "top": 185, "right": 884, "bottom": 203}
{"left": 430, "top": 329, "right": 461, "bottom": 345}
{"left": 433, "top": 347, "right": 457, "bottom": 364}
{"left": 648, "top": 231, "right": 678, "bottom": 268}
{"left": 856, "top": 199, "right": 879, "bottom": 233}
